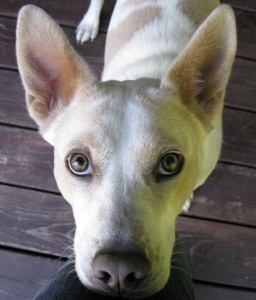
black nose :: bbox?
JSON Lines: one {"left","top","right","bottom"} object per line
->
{"left": 92, "top": 253, "right": 149, "bottom": 294}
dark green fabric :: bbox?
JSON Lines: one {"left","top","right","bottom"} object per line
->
{"left": 33, "top": 239, "right": 194, "bottom": 300}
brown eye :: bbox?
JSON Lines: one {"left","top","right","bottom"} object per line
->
{"left": 67, "top": 153, "right": 91, "bottom": 176}
{"left": 158, "top": 152, "right": 183, "bottom": 176}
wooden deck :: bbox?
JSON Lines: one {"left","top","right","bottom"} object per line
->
{"left": 0, "top": 1, "right": 255, "bottom": 299}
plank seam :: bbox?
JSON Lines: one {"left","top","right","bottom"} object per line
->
{"left": 0, "top": 244, "right": 69, "bottom": 261}
{"left": 0, "top": 181, "right": 61, "bottom": 196}
{"left": 236, "top": 55, "right": 256, "bottom": 63}
{"left": 193, "top": 279, "right": 256, "bottom": 292}
{"left": 0, "top": 122, "right": 37, "bottom": 132}
{"left": 219, "top": 159, "right": 256, "bottom": 170}
{"left": 224, "top": 104, "right": 256, "bottom": 114}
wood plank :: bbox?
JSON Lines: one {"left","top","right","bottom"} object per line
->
{"left": 0, "top": 69, "right": 35, "bottom": 128}
{"left": 176, "top": 217, "right": 256, "bottom": 289}
{"left": 0, "top": 107, "right": 255, "bottom": 192}
{"left": 222, "top": 109, "right": 256, "bottom": 167}
{"left": 0, "top": 185, "right": 73, "bottom": 256}
{"left": 225, "top": 58, "right": 256, "bottom": 112}
{"left": 0, "top": 248, "right": 65, "bottom": 300}
{"left": 1, "top": 249, "right": 254, "bottom": 300}
{"left": 1, "top": 188, "right": 256, "bottom": 293}
{"left": 194, "top": 282, "right": 256, "bottom": 300}
{"left": 221, "top": 0, "right": 256, "bottom": 12}
{"left": 0, "top": 162, "right": 255, "bottom": 259}
{"left": 0, "top": 64, "right": 102, "bottom": 129}
{"left": 0, "top": 16, "right": 105, "bottom": 71}
{"left": 0, "top": 0, "right": 115, "bottom": 31}
{"left": 186, "top": 163, "right": 256, "bottom": 226}
{"left": 0, "top": 58, "right": 255, "bottom": 129}
{"left": 0, "top": 0, "right": 255, "bottom": 32}
{"left": 0, "top": 126, "right": 57, "bottom": 192}
{"left": 0, "top": 1, "right": 255, "bottom": 298}
{"left": 1, "top": 214, "right": 255, "bottom": 293}
{"left": 0, "top": 61, "right": 254, "bottom": 130}
{"left": 0, "top": 8, "right": 255, "bottom": 72}
{"left": 0, "top": 165, "right": 255, "bottom": 257}
{"left": 234, "top": 9, "right": 256, "bottom": 60}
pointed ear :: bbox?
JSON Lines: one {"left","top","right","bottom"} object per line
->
{"left": 16, "top": 5, "right": 95, "bottom": 130}
{"left": 161, "top": 5, "right": 236, "bottom": 126}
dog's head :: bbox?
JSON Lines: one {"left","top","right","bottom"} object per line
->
{"left": 16, "top": 5, "right": 236, "bottom": 298}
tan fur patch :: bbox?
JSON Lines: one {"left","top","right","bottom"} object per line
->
{"left": 105, "top": 5, "right": 162, "bottom": 65}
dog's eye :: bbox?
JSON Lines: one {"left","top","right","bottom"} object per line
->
{"left": 67, "top": 153, "right": 91, "bottom": 176}
{"left": 158, "top": 152, "right": 183, "bottom": 176}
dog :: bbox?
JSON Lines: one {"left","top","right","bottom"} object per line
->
{"left": 16, "top": 0, "right": 236, "bottom": 298}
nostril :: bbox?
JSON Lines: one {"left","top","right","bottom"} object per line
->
{"left": 95, "top": 269, "right": 120, "bottom": 291}
{"left": 96, "top": 270, "right": 112, "bottom": 284}
{"left": 125, "top": 271, "right": 144, "bottom": 285}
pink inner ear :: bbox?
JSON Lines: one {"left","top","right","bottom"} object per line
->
{"left": 28, "top": 50, "right": 61, "bottom": 97}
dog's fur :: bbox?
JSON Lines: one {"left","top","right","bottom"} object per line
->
{"left": 16, "top": 0, "right": 236, "bottom": 298}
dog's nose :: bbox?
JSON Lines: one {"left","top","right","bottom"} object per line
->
{"left": 92, "top": 253, "right": 149, "bottom": 294}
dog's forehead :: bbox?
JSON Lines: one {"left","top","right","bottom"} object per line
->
{"left": 70, "top": 80, "right": 160, "bottom": 136}
{"left": 74, "top": 80, "right": 161, "bottom": 150}
{"left": 53, "top": 81, "right": 158, "bottom": 153}
{"left": 53, "top": 79, "right": 194, "bottom": 163}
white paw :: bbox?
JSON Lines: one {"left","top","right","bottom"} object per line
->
{"left": 182, "top": 193, "right": 194, "bottom": 213}
{"left": 76, "top": 14, "right": 99, "bottom": 44}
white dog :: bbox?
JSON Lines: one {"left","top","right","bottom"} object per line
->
{"left": 16, "top": 0, "right": 236, "bottom": 298}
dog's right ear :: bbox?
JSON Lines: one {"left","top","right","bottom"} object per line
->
{"left": 161, "top": 5, "right": 236, "bottom": 128}
{"left": 16, "top": 5, "right": 95, "bottom": 130}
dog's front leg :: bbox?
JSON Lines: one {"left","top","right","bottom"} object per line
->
{"left": 76, "top": 0, "right": 104, "bottom": 43}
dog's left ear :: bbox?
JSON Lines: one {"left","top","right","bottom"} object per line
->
{"left": 16, "top": 5, "right": 95, "bottom": 130}
{"left": 161, "top": 5, "right": 237, "bottom": 126}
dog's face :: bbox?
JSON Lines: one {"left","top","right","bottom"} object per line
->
{"left": 47, "top": 79, "right": 203, "bottom": 293}
{"left": 16, "top": 5, "right": 236, "bottom": 298}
